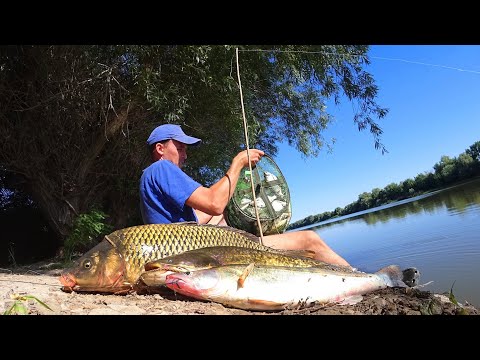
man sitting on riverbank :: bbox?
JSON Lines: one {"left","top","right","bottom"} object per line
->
{"left": 139, "top": 123, "right": 351, "bottom": 266}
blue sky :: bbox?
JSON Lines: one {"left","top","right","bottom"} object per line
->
{"left": 274, "top": 45, "right": 480, "bottom": 223}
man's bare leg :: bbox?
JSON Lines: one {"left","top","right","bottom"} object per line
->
{"left": 261, "top": 230, "right": 351, "bottom": 267}
{"left": 206, "top": 211, "right": 348, "bottom": 266}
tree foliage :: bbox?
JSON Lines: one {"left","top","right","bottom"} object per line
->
{"left": 0, "top": 45, "right": 388, "bottom": 242}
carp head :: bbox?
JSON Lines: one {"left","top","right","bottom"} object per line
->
{"left": 59, "top": 238, "right": 131, "bottom": 294}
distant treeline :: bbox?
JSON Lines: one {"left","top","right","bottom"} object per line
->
{"left": 287, "top": 140, "right": 480, "bottom": 230}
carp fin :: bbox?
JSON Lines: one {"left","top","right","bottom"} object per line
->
{"left": 199, "top": 223, "right": 263, "bottom": 244}
{"left": 375, "top": 264, "right": 420, "bottom": 288}
{"left": 172, "top": 221, "right": 199, "bottom": 225}
{"left": 402, "top": 267, "right": 420, "bottom": 287}
{"left": 144, "top": 260, "right": 165, "bottom": 271}
{"left": 104, "top": 235, "right": 117, "bottom": 247}
{"left": 338, "top": 295, "right": 364, "bottom": 305}
{"left": 237, "top": 263, "right": 255, "bottom": 289}
{"left": 246, "top": 299, "right": 285, "bottom": 311}
{"left": 274, "top": 249, "right": 317, "bottom": 259}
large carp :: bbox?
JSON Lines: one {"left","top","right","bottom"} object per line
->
{"left": 59, "top": 222, "right": 313, "bottom": 294}
{"left": 164, "top": 261, "right": 420, "bottom": 311}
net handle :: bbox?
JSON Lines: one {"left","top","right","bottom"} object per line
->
{"left": 236, "top": 48, "right": 265, "bottom": 244}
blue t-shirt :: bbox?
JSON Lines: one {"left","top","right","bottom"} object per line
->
{"left": 139, "top": 160, "right": 202, "bottom": 224}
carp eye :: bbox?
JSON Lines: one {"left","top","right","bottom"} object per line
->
{"left": 185, "top": 271, "right": 191, "bottom": 275}
{"left": 83, "top": 260, "right": 92, "bottom": 269}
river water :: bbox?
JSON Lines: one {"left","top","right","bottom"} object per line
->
{"left": 299, "top": 177, "right": 480, "bottom": 307}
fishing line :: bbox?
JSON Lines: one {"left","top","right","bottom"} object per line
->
{"left": 238, "top": 48, "right": 480, "bottom": 75}
{"left": 371, "top": 56, "right": 480, "bottom": 74}
{"left": 235, "top": 48, "right": 265, "bottom": 245}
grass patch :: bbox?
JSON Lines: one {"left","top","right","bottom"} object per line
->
{"left": 3, "top": 293, "right": 53, "bottom": 315}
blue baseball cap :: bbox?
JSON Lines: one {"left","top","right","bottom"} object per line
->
{"left": 147, "top": 124, "right": 202, "bottom": 146}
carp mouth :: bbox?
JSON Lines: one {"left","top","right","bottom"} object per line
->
{"left": 58, "top": 272, "right": 132, "bottom": 294}
{"left": 59, "top": 273, "right": 76, "bottom": 289}
{"left": 59, "top": 273, "right": 88, "bottom": 293}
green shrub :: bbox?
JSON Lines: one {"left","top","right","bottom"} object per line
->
{"left": 64, "top": 209, "right": 113, "bottom": 261}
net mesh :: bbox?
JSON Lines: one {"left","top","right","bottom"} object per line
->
{"left": 226, "top": 154, "right": 292, "bottom": 236}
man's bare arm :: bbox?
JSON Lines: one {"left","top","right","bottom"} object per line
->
{"left": 186, "top": 149, "right": 264, "bottom": 216}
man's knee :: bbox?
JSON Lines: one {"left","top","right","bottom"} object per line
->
{"left": 299, "top": 230, "right": 326, "bottom": 248}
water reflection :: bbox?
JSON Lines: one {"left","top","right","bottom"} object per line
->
{"left": 305, "top": 177, "right": 480, "bottom": 307}
{"left": 312, "top": 178, "right": 480, "bottom": 230}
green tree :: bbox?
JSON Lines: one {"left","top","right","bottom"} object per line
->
{"left": 456, "top": 153, "right": 474, "bottom": 178}
{"left": 370, "top": 187, "right": 382, "bottom": 206}
{"left": 400, "top": 178, "right": 415, "bottom": 197}
{"left": 384, "top": 182, "right": 402, "bottom": 201}
{"left": 357, "top": 191, "right": 372, "bottom": 211}
{"left": 466, "top": 141, "right": 480, "bottom": 162}
{"left": 434, "top": 156, "right": 457, "bottom": 184}
{"left": 0, "top": 45, "right": 388, "bottom": 242}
